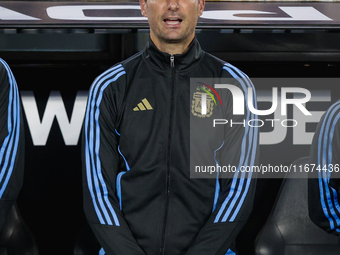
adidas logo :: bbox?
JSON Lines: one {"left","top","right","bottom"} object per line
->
{"left": 133, "top": 98, "right": 153, "bottom": 111}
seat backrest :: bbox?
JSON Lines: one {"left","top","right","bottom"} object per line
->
{"left": 255, "top": 157, "right": 340, "bottom": 255}
{"left": 0, "top": 203, "right": 39, "bottom": 255}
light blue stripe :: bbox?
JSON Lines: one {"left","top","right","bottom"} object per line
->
{"left": 118, "top": 146, "right": 130, "bottom": 171}
{"left": 318, "top": 103, "right": 340, "bottom": 229}
{"left": 226, "top": 249, "right": 236, "bottom": 255}
{"left": 0, "top": 59, "right": 14, "bottom": 186}
{"left": 227, "top": 65, "right": 258, "bottom": 221}
{"left": 225, "top": 63, "right": 258, "bottom": 168}
{"left": 99, "top": 247, "right": 105, "bottom": 255}
{"left": 214, "top": 66, "right": 250, "bottom": 223}
{"left": 215, "top": 64, "right": 257, "bottom": 222}
{"left": 86, "top": 66, "right": 124, "bottom": 225}
{"left": 84, "top": 64, "right": 124, "bottom": 225}
{"left": 317, "top": 102, "right": 339, "bottom": 230}
{"left": 221, "top": 177, "right": 245, "bottom": 222}
{"left": 85, "top": 64, "right": 123, "bottom": 224}
{"left": 0, "top": 66, "right": 20, "bottom": 197}
{"left": 0, "top": 59, "right": 15, "bottom": 176}
{"left": 221, "top": 64, "right": 256, "bottom": 221}
{"left": 116, "top": 171, "right": 126, "bottom": 210}
{"left": 212, "top": 141, "right": 225, "bottom": 212}
{"left": 115, "top": 130, "right": 130, "bottom": 210}
{"left": 214, "top": 177, "right": 238, "bottom": 222}
{"left": 116, "top": 130, "right": 131, "bottom": 171}
{"left": 318, "top": 102, "right": 340, "bottom": 231}
{"left": 215, "top": 70, "right": 250, "bottom": 222}
{"left": 94, "top": 71, "right": 125, "bottom": 226}
{"left": 230, "top": 175, "right": 252, "bottom": 221}
{"left": 0, "top": 59, "right": 20, "bottom": 199}
{"left": 213, "top": 178, "right": 220, "bottom": 213}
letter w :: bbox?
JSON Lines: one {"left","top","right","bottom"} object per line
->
{"left": 21, "top": 91, "right": 88, "bottom": 146}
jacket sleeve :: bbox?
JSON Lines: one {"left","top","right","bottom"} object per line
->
{"left": 0, "top": 59, "right": 24, "bottom": 232}
{"left": 308, "top": 101, "right": 340, "bottom": 236}
{"left": 185, "top": 64, "right": 259, "bottom": 255}
{"left": 82, "top": 64, "right": 146, "bottom": 255}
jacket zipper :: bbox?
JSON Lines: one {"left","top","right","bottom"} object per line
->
{"left": 160, "top": 54, "right": 175, "bottom": 255}
{"left": 170, "top": 54, "right": 174, "bottom": 68}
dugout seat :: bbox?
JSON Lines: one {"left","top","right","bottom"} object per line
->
{"left": 73, "top": 223, "right": 101, "bottom": 255}
{"left": 0, "top": 203, "right": 39, "bottom": 255}
{"left": 254, "top": 156, "right": 340, "bottom": 255}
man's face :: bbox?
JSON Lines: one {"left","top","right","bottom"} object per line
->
{"left": 140, "top": 0, "right": 205, "bottom": 47}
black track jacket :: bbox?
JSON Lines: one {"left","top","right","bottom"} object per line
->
{"left": 309, "top": 100, "right": 340, "bottom": 236}
{"left": 0, "top": 58, "right": 24, "bottom": 232}
{"left": 82, "top": 38, "right": 259, "bottom": 255}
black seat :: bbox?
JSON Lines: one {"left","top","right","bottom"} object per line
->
{"left": 255, "top": 156, "right": 340, "bottom": 255}
{"left": 0, "top": 203, "right": 39, "bottom": 255}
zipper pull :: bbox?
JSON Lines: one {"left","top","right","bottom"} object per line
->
{"left": 170, "top": 54, "right": 174, "bottom": 68}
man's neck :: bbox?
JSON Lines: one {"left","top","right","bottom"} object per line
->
{"left": 150, "top": 34, "right": 194, "bottom": 55}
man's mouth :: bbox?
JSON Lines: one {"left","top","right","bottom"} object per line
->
{"left": 164, "top": 17, "right": 183, "bottom": 25}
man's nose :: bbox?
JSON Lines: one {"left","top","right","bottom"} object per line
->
{"left": 168, "top": 0, "right": 179, "bottom": 11}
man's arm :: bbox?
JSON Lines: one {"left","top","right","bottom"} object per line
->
{"left": 308, "top": 101, "right": 340, "bottom": 235}
{"left": 82, "top": 64, "right": 146, "bottom": 255}
{"left": 186, "top": 64, "right": 259, "bottom": 255}
{"left": 0, "top": 58, "right": 24, "bottom": 232}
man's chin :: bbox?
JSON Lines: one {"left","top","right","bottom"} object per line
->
{"left": 160, "top": 34, "right": 192, "bottom": 44}
{"left": 163, "top": 38, "right": 183, "bottom": 44}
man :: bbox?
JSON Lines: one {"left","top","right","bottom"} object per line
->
{"left": 308, "top": 101, "right": 340, "bottom": 236}
{"left": 0, "top": 58, "right": 24, "bottom": 233}
{"left": 82, "top": 0, "right": 259, "bottom": 254}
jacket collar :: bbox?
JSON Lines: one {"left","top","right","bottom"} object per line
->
{"left": 143, "top": 37, "right": 204, "bottom": 71}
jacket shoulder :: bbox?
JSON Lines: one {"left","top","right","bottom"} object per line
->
{"left": 0, "top": 59, "right": 11, "bottom": 90}
{"left": 203, "top": 52, "right": 226, "bottom": 66}
{"left": 201, "top": 52, "right": 225, "bottom": 71}
{"left": 121, "top": 50, "right": 144, "bottom": 67}
{"left": 0, "top": 59, "right": 5, "bottom": 74}
{"left": 202, "top": 52, "right": 249, "bottom": 79}
{"left": 91, "top": 50, "right": 144, "bottom": 89}
{"left": 90, "top": 63, "right": 126, "bottom": 91}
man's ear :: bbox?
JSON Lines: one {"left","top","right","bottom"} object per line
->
{"left": 198, "top": 0, "right": 205, "bottom": 16}
{"left": 140, "top": 0, "right": 148, "bottom": 17}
